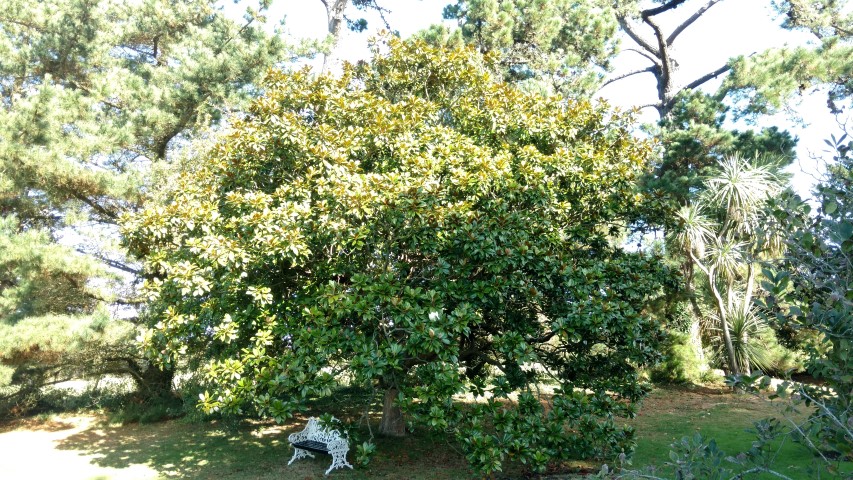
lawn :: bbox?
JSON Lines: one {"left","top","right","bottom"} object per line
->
{"left": 0, "top": 386, "right": 846, "bottom": 479}
{"left": 626, "top": 386, "right": 845, "bottom": 479}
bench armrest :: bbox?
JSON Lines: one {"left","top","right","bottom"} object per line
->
{"left": 326, "top": 437, "right": 349, "bottom": 453}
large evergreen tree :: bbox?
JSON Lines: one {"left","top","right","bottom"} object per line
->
{"left": 0, "top": 0, "right": 287, "bottom": 412}
{"left": 421, "top": 1, "right": 803, "bottom": 374}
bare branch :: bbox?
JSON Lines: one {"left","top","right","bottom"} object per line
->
{"left": 641, "top": 0, "right": 690, "bottom": 17}
{"left": 682, "top": 62, "right": 732, "bottom": 91}
{"left": 602, "top": 66, "right": 658, "bottom": 88}
{"left": 625, "top": 47, "right": 661, "bottom": 65}
{"left": 637, "top": 102, "right": 663, "bottom": 112}
{"left": 667, "top": 0, "right": 725, "bottom": 46}
{"left": 617, "top": 16, "right": 658, "bottom": 56}
{"left": 78, "top": 249, "right": 141, "bottom": 275}
{"left": 369, "top": 0, "right": 392, "bottom": 31}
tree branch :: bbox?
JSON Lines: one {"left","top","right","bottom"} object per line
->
{"left": 682, "top": 62, "right": 732, "bottom": 91}
{"left": 71, "top": 191, "right": 118, "bottom": 223}
{"left": 80, "top": 249, "right": 141, "bottom": 275}
{"left": 667, "top": 0, "right": 724, "bottom": 46}
{"left": 637, "top": 102, "right": 663, "bottom": 112}
{"left": 369, "top": 0, "right": 392, "bottom": 31}
{"left": 625, "top": 47, "right": 661, "bottom": 65}
{"left": 641, "top": 0, "right": 690, "bottom": 17}
{"left": 602, "top": 66, "right": 658, "bottom": 88}
{"left": 617, "top": 16, "right": 658, "bottom": 56}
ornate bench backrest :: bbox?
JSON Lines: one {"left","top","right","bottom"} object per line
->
{"left": 306, "top": 417, "right": 345, "bottom": 444}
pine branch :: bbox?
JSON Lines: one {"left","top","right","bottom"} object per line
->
{"left": 641, "top": 0, "right": 690, "bottom": 18}
{"left": 682, "top": 62, "right": 733, "bottom": 91}
{"left": 625, "top": 47, "right": 661, "bottom": 65}
{"left": 78, "top": 249, "right": 141, "bottom": 275}
{"left": 369, "top": 0, "right": 392, "bottom": 31}
{"left": 71, "top": 191, "right": 119, "bottom": 222}
{"left": 637, "top": 102, "right": 664, "bottom": 113}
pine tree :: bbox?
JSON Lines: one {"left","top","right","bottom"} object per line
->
{"left": 0, "top": 0, "right": 289, "bottom": 413}
{"left": 724, "top": 0, "right": 853, "bottom": 116}
{"left": 420, "top": 0, "right": 619, "bottom": 97}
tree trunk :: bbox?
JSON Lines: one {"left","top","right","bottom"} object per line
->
{"left": 719, "top": 314, "right": 738, "bottom": 374}
{"left": 321, "top": 0, "right": 348, "bottom": 74}
{"left": 133, "top": 362, "right": 176, "bottom": 401}
{"left": 378, "top": 387, "right": 406, "bottom": 437}
{"left": 707, "top": 270, "right": 739, "bottom": 374}
{"left": 689, "top": 316, "right": 707, "bottom": 369}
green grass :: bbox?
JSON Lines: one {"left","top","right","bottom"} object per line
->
{"left": 0, "top": 386, "right": 849, "bottom": 479}
{"left": 625, "top": 386, "right": 852, "bottom": 479}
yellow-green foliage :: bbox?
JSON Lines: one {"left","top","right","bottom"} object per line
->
{"left": 126, "top": 39, "right": 673, "bottom": 475}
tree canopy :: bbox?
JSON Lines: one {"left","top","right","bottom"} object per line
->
{"left": 0, "top": 0, "right": 288, "bottom": 409}
{"left": 126, "top": 39, "right": 674, "bottom": 474}
{"left": 420, "top": 0, "right": 619, "bottom": 97}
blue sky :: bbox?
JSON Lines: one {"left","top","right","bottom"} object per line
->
{"left": 237, "top": 0, "right": 842, "bottom": 199}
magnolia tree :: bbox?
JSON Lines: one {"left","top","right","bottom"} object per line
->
{"left": 125, "top": 40, "right": 672, "bottom": 474}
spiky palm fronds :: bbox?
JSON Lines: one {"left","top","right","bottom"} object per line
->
{"left": 672, "top": 204, "right": 716, "bottom": 258}
{"left": 703, "top": 155, "right": 784, "bottom": 235}
{"left": 708, "top": 307, "right": 772, "bottom": 374}
{"left": 706, "top": 237, "right": 746, "bottom": 284}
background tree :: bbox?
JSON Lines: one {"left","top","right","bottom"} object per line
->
{"left": 0, "top": 0, "right": 287, "bottom": 413}
{"left": 724, "top": 0, "right": 853, "bottom": 118}
{"left": 606, "top": 0, "right": 735, "bottom": 119}
{"left": 318, "top": 0, "right": 396, "bottom": 72}
{"left": 757, "top": 130, "right": 853, "bottom": 462}
{"left": 420, "top": 1, "right": 804, "bottom": 377}
{"left": 125, "top": 39, "right": 673, "bottom": 474}
{"left": 604, "top": 1, "right": 805, "bottom": 375}
{"left": 420, "top": 0, "right": 619, "bottom": 97}
{"left": 644, "top": 92, "right": 797, "bottom": 372}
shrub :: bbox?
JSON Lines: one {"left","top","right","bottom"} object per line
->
{"left": 650, "top": 332, "right": 704, "bottom": 384}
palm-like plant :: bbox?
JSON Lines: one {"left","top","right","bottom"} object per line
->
{"left": 673, "top": 155, "right": 786, "bottom": 374}
{"left": 704, "top": 156, "right": 781, "bottom": 233}
{"left": 708, "top": 307, "right": 772, "bottom": 375}
{"left": 672, "top": 204, "right": 715, "bottom": 258}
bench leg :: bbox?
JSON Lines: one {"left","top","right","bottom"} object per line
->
{"left": 325, "top": 452, "right": 354, "bottom": 475}
{"left": 288, "top": 447, "right": 315, "bottom": 466}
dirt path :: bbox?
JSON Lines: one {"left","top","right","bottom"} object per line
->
{"left": 0, "top": 415, "right": 160, "bottom": 480}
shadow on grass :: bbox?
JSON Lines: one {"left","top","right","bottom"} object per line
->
{"left": 54, "top": 414, "right": 476, "bottom": 480}
{"left": 55, "top": 417, "right": 295, "bottom": 479}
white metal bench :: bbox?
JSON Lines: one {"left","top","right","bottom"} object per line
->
{"left": 287, "top": 417, "right": 353, "bottom": 475}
